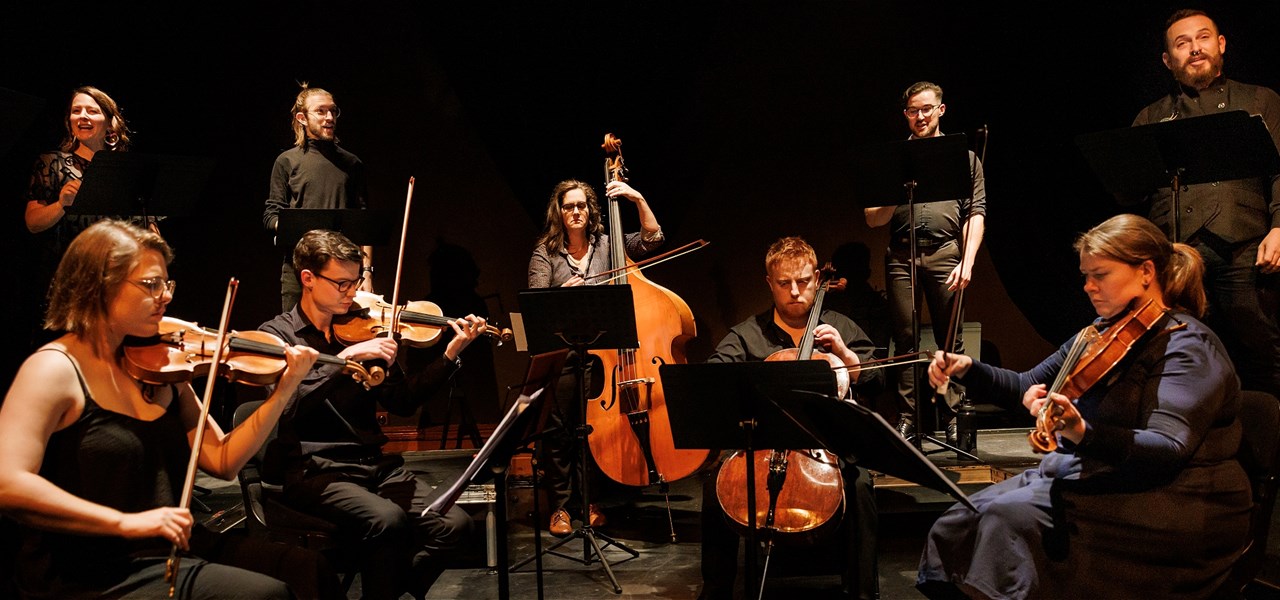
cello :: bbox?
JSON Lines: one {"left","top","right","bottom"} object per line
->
{"left": 714, "top": 264, "right": 847, "bottom": 544}
{"left": 586, "top": 133, "right": 712, "bottom": 490}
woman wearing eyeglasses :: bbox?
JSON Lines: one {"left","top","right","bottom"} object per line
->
{"left": 0, "top": 220, "right": 335, "bottom": 598}
{"left": 526, "top": 178, "right": 664, "bottom": 535}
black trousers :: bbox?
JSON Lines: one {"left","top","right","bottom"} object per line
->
{"left": 700, "top": 457, "right": 879, "bottom": 600}
{"left": 885, "top": 241, "right": 967, "bottom": 424}
{"left": 283, "top": 454, "right": 473, "bottom": 600}
{"left": 1195, "top": 235, "right": 1280, "bottom": 397}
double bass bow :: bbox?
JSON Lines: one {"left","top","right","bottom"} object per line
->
{"left": 586, "top": 133, "right": 712, "bottom": 495}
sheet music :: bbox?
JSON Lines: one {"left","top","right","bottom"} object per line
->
{"left": 424, "top": 388, "right": 543, "bottom": 516}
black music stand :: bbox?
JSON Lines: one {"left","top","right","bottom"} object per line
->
{"left": 72, "top": 151, "right": 214, "bottom": 222}
{"left": 1075, "top": 110, "right": 1280, "bottom": 241}
{"left": 275, "top": 208, "right": 395, "bottom": 250}
{"left": 511, "top": 286, "right": 641, "bottom": 594}
{"left": 424, "top": 349, "right": 567, "bottom": 600}
{"left": 660, "top": 360, "right": 844, "bottom": 600}
{"left": 851, "top": 135, "right": 979, "bottom": 460}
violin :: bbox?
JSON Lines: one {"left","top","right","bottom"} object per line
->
{"left": 1028, "top": 298, "right": 1174, "bottom": 453}
{"left": 124, "top": 316, "right": 386, "bottom": 389}
{"left": 331, "top": 290, "right": 512, "bottom": 348}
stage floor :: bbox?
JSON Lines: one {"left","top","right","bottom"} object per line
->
{"left": 195, "top": 427, "right": 1280, "bottom": 599}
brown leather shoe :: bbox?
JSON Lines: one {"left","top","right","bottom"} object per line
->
{"left": 587, "top": 504, "right": 607, "bottom": 528}
{"left": 549, "top": 509, "right": 572, "bottom": 537}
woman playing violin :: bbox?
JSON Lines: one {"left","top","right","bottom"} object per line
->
{"left": 258, "top": 229, "right": 487, "bottom": 600}
{"left": 526, "top": 178, "right": 664, "bottom": 535}
{"left": 918, "top": 214, "right": 1251, "bottom": 599}
{"left": 0, "top": 220, "right": 332, "bottom": 599}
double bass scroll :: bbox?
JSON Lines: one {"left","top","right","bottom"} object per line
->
{"left": 585, "top": 133, "right": 713, "bottom": 488}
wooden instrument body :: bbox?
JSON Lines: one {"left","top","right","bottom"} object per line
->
{"left": 713, "top": 268, "right": 848, "bottom": 540}
{"left": 587, "top": 260, "right": 713, "bottom": 486}
{"left": 586, "top": 133, "right": 712, "bottom": 487}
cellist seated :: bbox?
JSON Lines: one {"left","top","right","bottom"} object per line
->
{"left": 699, "top": 236, "right": 884, "bottom": 600}
{"left": 917, "top": 215, "right": 1251, "bottom": 599}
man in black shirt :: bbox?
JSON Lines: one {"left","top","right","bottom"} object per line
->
{"left": 699, "top": 236, "right": 883, "bottom": 600}
{"left": 259, "top": 230, "right": 487, "bottom": 600}
{"left": 263, "top": 85, "right": 374, "bottom": 311}
{"left": 1126, "top": 9, "right": 1280, "bottom": 397}
{"left": 864, "top": 81, "right": 987, "bottom": 442}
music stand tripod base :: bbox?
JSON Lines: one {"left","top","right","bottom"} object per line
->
{"left": 512, "top": 286, "right": 645, "bottom": 593}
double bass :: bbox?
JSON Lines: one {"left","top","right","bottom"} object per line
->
{"left": 714, "top": 264, "right": 847, "bottom": 542}
{"left": 586, "top": 133, "right": 713, "bottom": 488}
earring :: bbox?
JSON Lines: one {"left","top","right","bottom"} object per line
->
{"left": 105, "top": 132, "right": 119, "bottom": 147}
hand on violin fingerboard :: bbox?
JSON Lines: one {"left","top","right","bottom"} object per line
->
{"left": 1023, "top": 384, "right": 1086, "bottom": 445}
{"left": 444, "top": 315, "right": 487, "bottom": 361}
{"left": 277, "top": 345, "right": 320, "bottom": 391}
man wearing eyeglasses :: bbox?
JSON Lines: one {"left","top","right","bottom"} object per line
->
{"left": 262, "top": 84, "right": 374, "bottom": 311}
{"left": 258, "top": 229, "right": 488, "bottom": 599}
{"left": 1125, "top": 9, "right": 1280, "bottom": 398}
{"left": 863, "top": 81, "right": 986, "bottom": 444}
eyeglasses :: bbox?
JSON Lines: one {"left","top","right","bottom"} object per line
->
{"left": 313, "top": 271, "right": 364, "bottom": 294}
{"left": 309, "top": 106, "right": 341, "bottom": 118}
{"left": 560, "top": 202, "right": 589, "bottom": 213}
{"left": 131, "top": 277, "right": 176, "bottom": 301}
{"left": 904, "top": 104, "right": 939, "bottom": 118}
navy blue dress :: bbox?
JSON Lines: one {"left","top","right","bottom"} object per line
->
{"left": 917, "top": 310, "right": 1251, "bottom": 599}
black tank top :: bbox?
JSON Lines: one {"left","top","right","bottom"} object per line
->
{"left": 17, "top": 348, "right": 190, "bottom": 594}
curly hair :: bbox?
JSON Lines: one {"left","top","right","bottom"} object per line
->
{"left": 44, "top": 220, "right": 172, "bottom": 351}
{"left": 59, "top": 86, "right": 131, "bottom": 152}
{"left": 534, "top": 179, "right": 604, "bottom": 255}
{"left": 764, "top": 236, "right": 818, "bottom": 275}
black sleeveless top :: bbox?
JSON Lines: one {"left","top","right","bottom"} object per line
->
{"left": 16, "top": 348, "right": 190, "bottom": 595}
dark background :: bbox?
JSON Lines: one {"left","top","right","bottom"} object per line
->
{"left": 4, "top": 2, "right": 1279, "bottom": 421}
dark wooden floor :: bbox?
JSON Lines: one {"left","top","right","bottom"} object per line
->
{"left": 195, "top": 428, "right": 1280, "bottom": 600}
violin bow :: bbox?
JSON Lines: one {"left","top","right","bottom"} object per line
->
{"left": 934, "top": 125, "right": 988, "bottom": 395}
{"left": 389, "top": 177, "right": 415, "bottom": 336}
{"left": 585, "top": 239, "right": 710, "bottom": 285}
{"left": 165, "top": 278, "right": 238, "bottom": 597}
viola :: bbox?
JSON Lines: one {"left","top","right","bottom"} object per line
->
{"left": 1028, "top": 298, "right": 1174, "bottom": 453}
{"left": 124, "top": 316, "right": 385, "bottom": 389}
{"left": 715, "top": 264, "right": 846, "bottom": 543}
{"left": 331, "top": 290, "right": 512, "bottom": 348}
{"left": 586, "top": 133, "right": 713, "bottom": 492}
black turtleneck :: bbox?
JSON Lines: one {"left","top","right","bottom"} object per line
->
{"left": 262, "top": 138, "right": 367, "bottom": 232}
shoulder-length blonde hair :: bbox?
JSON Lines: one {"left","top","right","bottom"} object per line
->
{"left": 45, "top": 220, "right": 172, "bottom": 352}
